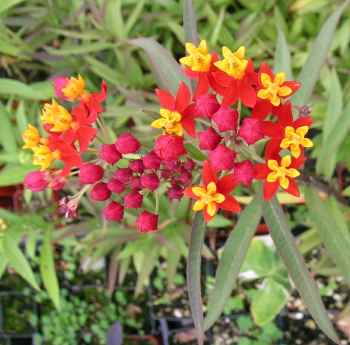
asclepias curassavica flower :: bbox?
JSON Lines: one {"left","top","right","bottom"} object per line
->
{"left": 21, "top": 38, "right": 314, "bottom": 230}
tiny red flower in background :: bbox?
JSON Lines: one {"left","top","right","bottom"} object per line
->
{"left": 255, "top": 154, "right": 306, "bottom": 201}
{"left": 184, "top": 160, "right": 241, "bottom": 222}
{"left": 251, "top": 62, "right": 301, "bottom": 120}
{"left": 151, "top": 82, "right": 199, "bottom": 138}
{"left": 238, "top": 118, "right": 265, "bottom": 145}
{"left": 263, "top": 101, "right": 314, "bottom": 158}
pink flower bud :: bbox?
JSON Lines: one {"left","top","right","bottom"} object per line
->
{"left": 169, "top": 177, "right": 180, "bottom": 186}
{"left": 238, "top": 118, "right": 264, "bottom": 145}
{"left": 164, "top": 159, "right": 181, "bottom": 173}
{"left": 79, "top": 163, "right": 104, "bottom": 184}
{"left": 208, "top": 145, "right": 236, "bottom": 171}
{"left": 129, "top": 159, "right": 144, "bottom": 174}
{"left": 212, "top": 106, "right": 239, "bottom": 132}
{"left": 167, "top": 186, "right": 184, "bottom": 200}
{"left": 23, "top": 171, "right": 50, "bottom": 191}
{"left": 153, "top": 135, "right": 187, "bottom": 162}
{"left": 197, "top": 127, "right": 222, "bottom": 150}
{"left": 183, "top": 159, "right": 196, "bottom": 171}
{"left": 179, "top": 172, "right": 192, "bottom": 187}
{"left": 90, "top": 182, "right": 111, "bottom": 201}
{"left": 48, "top": 171, "right": 67, "bottom": 191}
{"left": 115, "top": 133, "right": 141, "bottom": 154}
{"left": 103, "top": 201, "right": 124, "bottom": 221}
{"left": 114, "top": 168, "right": 132, "bottom": 184}
{"left": 123, "top": 191, "right": 143, "bottom": 208}
{"left": 195, "top": 94, "right": 221, "bottom": 119}
{"left": 130, "top": 177, "right": 143, "bottom": 191}
{"left": 100, "top": 144, "right": 122, "bottom": 164}
{"left": 136, "top": 211, "right": 159, "bottom": 233}
{"left": 53, "top": 77, "right": 69, "bottom": 100}
{"left": 142, "top": 151, "right": 162, "bottom": 170}
{"left": 107, "top": 179, "right": 126, "bottom": 194}
{"left": 141, "top": 173, "right": 160, "bottom": 191}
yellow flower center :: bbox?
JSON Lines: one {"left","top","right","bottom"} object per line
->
{"left": 62, "top": 75, "right": 86, "bottom": 99}
{"left": 41, "top": 100, "right": 72, "bottom": 132}
{"left": 257, "top": 72, "right": 292, "bottom": 106}
{"left": 41, "top": 99, "right": 60, "bottom": 125}
{"left": 22, "top": 124, "right": 40, "bottom": 149}
{"left": 280, "top": 126, "right": 313, "bottom": 158}
{"left": 214, "top": 46, "right": 248, "bottom": 80}
{"left": 151, "top": 109, "right": 183, "bottom": 136}
{"left": 32, "top": 145, "right": 54, "bottom": 171}
{"left": 179, "top": 40, "right": 212, "bottom": 72}
{"left": 192, "top": 182, "right": 225, "bottom": 216}
{"left": 267, "top": 155, "right": 300, "bottom": 189}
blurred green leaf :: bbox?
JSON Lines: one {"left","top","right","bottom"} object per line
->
{"left": 185, "top": 143, "right": 208, "bottom": 162}
{"left": 40, "top": 235, "right": 60, "bottom": 311}
{"left": 261, "top": 194, "right": 339, "bottom": 344}
{"left": 0, "top": 102, "right": 17, "bottom": 153}
{"left": 316, "top": 102, "right": 350, "bottom": 175}
{"left": 204, "top": 193, "right": 261, "bottom": 331}
{"left": 0, "top": 0, "right": 24, "bottom": 13}
{"left": 0, "top": 79, "right": 43, "bottom": 100}
{"left": 44, "top": 41, "right": 115, "bottom": 56}
{"left": 127, "top": 37, "right": 191, "bottom": 96}
{"left": 207, "top": 214, "right": 233, "bottom": 228}
{"left": 2, "top": 234, "right": 40, "bottom": 291}
{"left": 274, "top": 25, "right": 293, "bottom": 80}
{"left": 183, "top": 0, "right": 198, "bottom": 46}
{"left": 0, "top": 254, "right": 8, "bottom": 279}
{"left": 0, "top": 163, "right": 36, "bottom": 187}
{"left": 291, "top": 0, "right": 350, "bottom": 107}
{"left": 187, "top": 211, "right": 206, "bottom": 345}
{"left": 305, "top": 187, "right": 350, "bottom": 285}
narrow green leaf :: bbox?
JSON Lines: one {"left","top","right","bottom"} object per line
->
{"left": 183, "top": 0, "right": 198, "bottom": 46}
{"left": 204, "top": 193, "right": 261, "bottom": 331}
{"left": 0, "top": 254, "right": 8, "bottom": 279}
{"left": 0, "top": 163, "right": 36, "bottom": 187}
{"left": 305, "top": 187, "right": 350, "bottom": 285}
{"left": 44, "top": 41, "right": 114, "bottom": 56}
{"left": 187, "top": 212, "right": 206, "bottom": 345}
{"left": 206, "top": 214, "right": 233, "bottom": 228}
{"left": 298, "top": 228, "right": 322, "bottom": 255}
{"left": 0, "top": 101, "right": 19, "bottom": 153}
{"left": 185, "top": 143, "right": 208, "bottom": 162}
{"left": 0, "top": 79, "right": 43, "bottom": 100}
{"left": 141, "top": 109, "right": 160, "bottom": 120}
{"left": 316, "top": 102, "right": 350, "bottom": 174}
{"left": 2, "top": 234, "right": 40, "bottom": 291}
{"left": 124, "top": 0, "right": 146, "bottom": 37}
{"left": 15, "top": 101, "right": 28, "bottom": 135}
{"left": 40, "top": 235, "right": 60, "bottom": 310}
{"left": 291, "top": 0, "right": 350, "bottom": 107}
{"left": 0, "top": 207, "right": 21, "bottom": 222}
{"left": 0, "top": 0, "right": 24, "bottom": 13}
{"left": 274, "top": 25, "right": 293, "bottom": 80}
{"left": 127, "top": 37, "right": 190, "bottom": 96}
{"left": 261, "top": 195, "right": 339, "bottom": 344}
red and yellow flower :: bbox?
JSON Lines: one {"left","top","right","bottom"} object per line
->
{"left": 263, "top": 101, "right": 314, "bottom": 158}
{"left": 22, "top": 124, "right": 47, "bottom": 149}
{"left": 251, "top": 62, "right": 301, "bottom": 120}
{"left": 184, "top": 160, "right": 241, "bottom": 222}
{"left": 255, "top": 154, "right": 306, "bottom": 201}
{"left": 151, "top": 82, "right": 199, "bottom": 138}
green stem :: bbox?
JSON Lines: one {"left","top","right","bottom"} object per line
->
{"left": 239, "top": 144, "right": 265, "bottom": 163}
{"left": 154, "top": 189, "right": 160, "bottom": 215}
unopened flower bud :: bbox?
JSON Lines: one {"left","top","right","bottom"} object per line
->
{"left": 212, "top": 106, "right": 239, "bottom": 132}
{"left": 183, "top": 159, "right": 196, "bottom": 171}
{"left": 79, "top": 163, "right": 104, "bottom": 184}
{"left": 195, "top": 94, "right": 221, "bottom": 119}
{"left": 198, "top": 127, "right": 222, "bottom": 150}
{"left": 136, "top": 211, "right": 158, "bottom": 233}
{"left": 123, "top": 191, "right": 143, "bottom": 208}
{"left": 167, "top": 185, "right": 184, "bottom": 200}
{"left": 90, "top": 182, "right": 111, "bottom": 201}
{"left": 107, "top": 179, "right": 126, "bottom": 194}
{"left": 141, "top": 173, "right": 160, "bottom": 191}
{"left": 129, "top": 159, "right": 144, "bottom": 174}
{"left": 23, "top": 171, "right": 50, "bottom": 191}
{"left": 130, "top": 177, "right": 143, "bottom": 191}
{"left": 208, "top": 145, "right": 236, "bottom": 171}
{"left": 114, "top": 168, "right": 132, "bottom": 184}
{"left": 103, "top": 201, "right": 124, "bottom": 221}
{"left": 143, "top": 151, "right": 162, "bottom": 170}
{"left": 115, "top": 133, "right": 141, "bottom": 154}
{"left": 179, "top": 172, "right": 192, "bottom": 187}
{"left": 100, "top": 144, "right": 122, "bottom": 164}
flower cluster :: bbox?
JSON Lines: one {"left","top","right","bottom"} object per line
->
{"left": 22, "top": 39, "right": 314, "bottom": 232}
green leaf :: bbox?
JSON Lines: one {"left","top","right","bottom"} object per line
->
{"left": 0, "top": 0, "right": 24, "bottom": 13}
{"left": 187, "top": 212, "right": 206, "bottom": 345}
{"left": 183, "top": 0, "right": 198, "bottom": 46}
{"left": 291, "top": 0, "right": 350, "bottom": 107}
{"left": 316, "top": 102, "right": 350, "bottom": 175}
{"left": 204, "top": 193, "right": 262, "bottom": 331}
{"left": 206, "top": 214, "right": 233, "bottom": 228}
{"left": 44, "top": 41, "right": 115, "bottom": 56}
{"left": 261, "top": 194, "right": 339, "bottom": 343}
{"left": 0, "top": 163, "right": 36, "bottom": 187}
{"left": 251, "top": 278, "right": 289, "bottom": 326}
{"left": 127, "top": 37, "right": 190, "bottom": 96}
{"left": 274, "top": 25, "right": 293, "bottom": 80}
{"left": 305, "top": 187, "right": 350, "bottom": 285}
{"left": 0, "top": 254, "right": 8, "bottom": 279}
{"left": 0, "top": 101, "right": 18, "bottom": 153}
{"left": 124, "top": 0, "right": 146, "bottom": 37}
{"left": 40, "top": 235, "right": 60, "bottom": 310}
{"left": 185, "top": 143, "right": 208, "bottom": 162}
{"left": 0, "top": 207, "right": 21, "bottom": 222}
{"left": 0, "top": 79, "right": 44, "bottom": 100}
{"left": 2, "top": 234, "right": 40, "bottom": 291}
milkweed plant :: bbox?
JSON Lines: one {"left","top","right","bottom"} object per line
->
{"left": 20, "top": 1, "right": 350, "bottom": 344}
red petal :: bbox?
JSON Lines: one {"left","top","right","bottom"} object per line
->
{"left": 238, "top": 78, "right": 256, "bottom": 108}
{"left": 220, "top": 194, "right": 241, "bottom": 212}
{"left": 263, "top": 122, "right": 284, "bottom": 138}
{"left": 277, "top": 101, "right": 293, "bottom": 127}
{"left": 61, "top": 154, "right": 83, "bottom": 168}
{"left": 203, "top": 205, "right": 217, "bottom": 222}
{"left": 289, "top": 156, "right": 307, "bottom": 169}
{"left": 183, "top": 185, "right": 202, "bottom": 200}
{"left": 183, "top": 67, "right": 199, "bottom": 79}
{"left": 251, "top": 99, "right": 272, "bottom": 120}
{"left": 222, "top": 80, "right": 238, "bottom": 107}
{"left": 282, "top": 81, "right": 301, "bottom": 95}
{"left": 181, "top": 103, "right": 198, "bottom": 120}
{"left": 258, "top": 62, "right": 274, "bottom": 85}
{"left": 254, "top": 164, "right": 270, "bottom": 180}
{"left": 216, "top": 174, "right": 238, "bottom": 194}
{"left": 294, "top": 117, "right": 314, "bottom": 128}
{"left": 175, "top": 82, "right": 191, "bottom": 113}
{"left": 92, "top": 80, "right": 108, "bottom": 102}
{"left": 265, "top": 140, "right": 283, "bottom": 158}
{"left": 193, "top": 73, "right": 210, "bottom": 100}
{"left": 283, "top": 177, "right": 300, "bottom": 197}
{"left": 156, "top": 89, "right": 175, "bottom": 110}
{"left": 181, "top": 119, "right": 196, "bottom": 138}
{"left": 208, "top": 74, "right": 226, "bottom": 95}
{"left": 212, "top": 71, "right": 231, "bottom": 87}
{"left": 263, "top": 181, "right": 279, "bottom": 201}
{"left": 203, "top": 160, "right": 218, "bottom": 187}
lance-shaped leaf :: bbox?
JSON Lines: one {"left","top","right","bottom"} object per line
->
{"left": 261, "top": 195, "right": 340, "bottom": 343}
{"left": 291, "top": 0, "right": 350, "bottom": 107}
{"left": 40, "top": 235, "right": 60, "bottom": 311}
{"left": 204, "top": 193, "right": 261, "bottom": 330}
{"left": 305, "top": 187, "right": 350, "bottom": 285}
{"left": 187, "top": 212, "right": 206, "bottom": 345}
{"left": 2, "top": 234, "right": 40, "bottom": 291}
{"left": 127, "top": 37, "right": 191, "bottom": 96}
{"left": 274, "top": 25, "right": 293, "bottom": 80}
